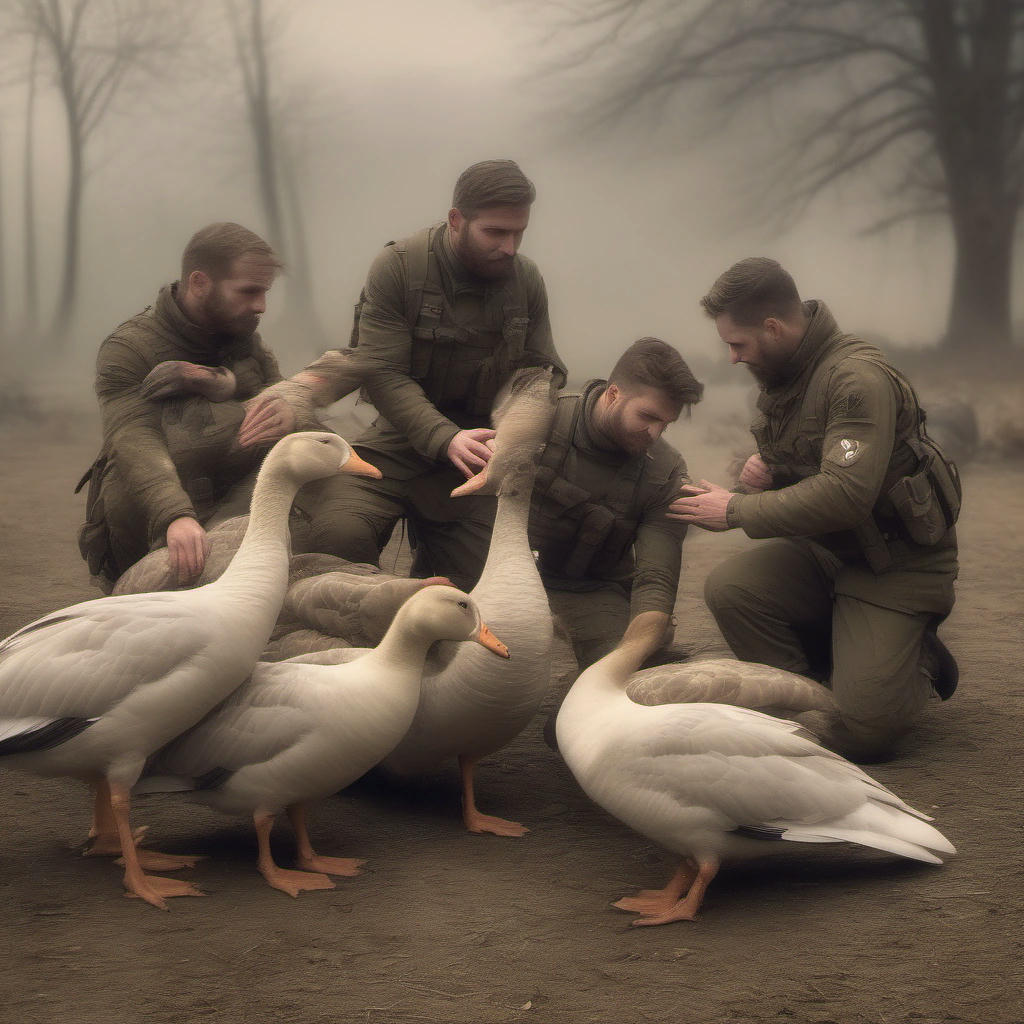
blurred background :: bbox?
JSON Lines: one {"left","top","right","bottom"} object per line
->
{"left": 1, "top": 0, "right": 1021, "bottom": 426}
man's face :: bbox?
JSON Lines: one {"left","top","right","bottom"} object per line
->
{"left": 199, "top": 254, "right": 277, "bottom": 339}
{"left": 602, "top": 384, "right": 682, "bottom": 455}
{"left": 715, "top": 313, "right": 787, "bottom": 386}
{"left": 449, "top": 205, "right": 531, "bottom": 281}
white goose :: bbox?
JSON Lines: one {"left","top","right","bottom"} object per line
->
{"left": 556, "top": 611, "right": 956, "bottom": 926}
{"left": 134, "top": 586, "right": 509, "bottom": 896}
{"left": 284, "top": 367, "right": 558, "bottom": 836}
{"left": 0, "top": 431, "right": 380, "bottom": 909}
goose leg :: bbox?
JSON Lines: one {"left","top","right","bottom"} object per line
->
{"left": 85, "top": 779, "right": 203, "bottom": 871}
{"left": 108, "top": 781, "right": 204, "bottom": 908}
{"left": 618, "top": 857, "right": 720, "bottom": 926}
{"left": 254, "top": 811, "right": 335, "bottom": 897}
{"left": 288, "top": 803, "right": 365, "bottom": 877}
{"left": 458, "top": 755, "right": 528, "bottom": 837}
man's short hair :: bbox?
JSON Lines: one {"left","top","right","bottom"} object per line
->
{"left": 180, "top": 222, "right": 281, "bottom": 283}
{"left": 452, "top": 160, "right": 536, "bottom": 219}
{"left": 608, "top": 337, "right": 704, "bottom": 410}
{"left": 700, "top": 257, "right": 803, "bottom": 326}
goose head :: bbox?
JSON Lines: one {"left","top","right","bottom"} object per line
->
{"left": 398, "top": 585, "right": 510, "bottom": 658}
{"left": 262, "top": 431, "right": 382, "bottom": 488}
{"left": 451, "top": 367, "right": 558, "bottom": 497}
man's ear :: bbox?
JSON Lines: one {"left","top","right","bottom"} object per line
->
{"left": 762, "top": 317, "right": 783, "bottom": 342}
{"left": 186, "top": 269, "right": 211, "bottom": 298}
{"left": 448, "top": 207, "right": 465, "bottom": 235}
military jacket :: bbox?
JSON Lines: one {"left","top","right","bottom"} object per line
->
{"left": 529, "top": 380, "right": 689, "bottom": 616}
{"left": 92, "top": 284, "right": 282, "bottom": 545}
{"left": 350, "top": 222, "right": 566, "bottom": 468}
{"left": 726, "top": 300, "right": 957, "bottom": 575}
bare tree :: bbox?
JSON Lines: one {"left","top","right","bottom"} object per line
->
{"left": 15, "top": 0, "right": 175, "bottom": 343}
{"left": 223, "top": 0, "right": 330, "bottom": 353}
{"left": 542, "top": 0, "right": 1024, "bottom": 351}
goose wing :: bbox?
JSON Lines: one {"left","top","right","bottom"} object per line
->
{"left": 612, "top": 703, "right": 905, "bottom": 834}
{"left": 0, "top": 592, "right": 225, "bottom": 722}
{"left": 143, "top": 661, "right": 322, "bottom": 782}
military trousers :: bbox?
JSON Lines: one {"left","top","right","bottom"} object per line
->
{"left": 703, "top": 538, "right": 957, "bottom": 761}
{"left": 298, "top": 448, "right": 497, "bottom": 592}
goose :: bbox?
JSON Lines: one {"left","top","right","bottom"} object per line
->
{"left": 134, "top": 586, "right": 509, "bottom": 896}
{"left": 0, "top": 431, "right": 380, "bottom": 909}
{"left": 556, "top": 610, "right": 956, "bottom": 926}
{"left": 282, "top": 367, "right": 559, "bottom": 836}
{"left": 263, "top": 568, "right": 454, "bottom": 658}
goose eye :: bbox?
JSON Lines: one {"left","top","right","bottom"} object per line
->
{"left": 458, "top": 600, "right": 468, "bottom": 609}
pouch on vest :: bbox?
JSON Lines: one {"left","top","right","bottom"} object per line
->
{"left": 75, "top": 455, "right": 117, "bottom": 591}
{"left": 886, "top": 442, "right": 961, "bottom": 547}
{"left": 562, "top": 504, "right": 617, "bottom": 579}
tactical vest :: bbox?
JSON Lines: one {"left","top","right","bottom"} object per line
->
{"left": 753, "top": 336, "right": 962, "bottom": 572}
{"left": 531, "top": 381, "right": 682, "bottom": 579}
{"left": 350, "top": 223, "right": 531, "bottom": 419}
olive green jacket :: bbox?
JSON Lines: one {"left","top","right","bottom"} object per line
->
{"left": 530, "top": 381, "right": 690, "bottom": 617}
{"left": 93, "top": 284, "right": 282, "bottom": 546}
{"left": 351, "top": 223, "right": 566, "bottom": 468}
{"left": 726, "top": 300, "right": 957, "bottom": 580}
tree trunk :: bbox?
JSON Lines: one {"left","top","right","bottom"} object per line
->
{"left": 945, "top": 197, "right": 1016, "bottom": 351}
{"left": 23, "top": 31, "right": 40, "bottom": 337}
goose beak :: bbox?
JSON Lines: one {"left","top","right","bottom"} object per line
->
{"left": 450, "top": 465, "right": 491, "bottom": 498}
{"left": 475, "top": 621, "right": 510, "bottom": 659}
{"left": 341, "top": 451, "right": 383, "bottom": 478}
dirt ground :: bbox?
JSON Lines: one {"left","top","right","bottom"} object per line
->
{"left": 1, "top": 398, "right": 1022, "bottom": 1024}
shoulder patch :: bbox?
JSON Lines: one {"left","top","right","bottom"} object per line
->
{"left": 827, "top": 438, "right": 863, "bottom": 466}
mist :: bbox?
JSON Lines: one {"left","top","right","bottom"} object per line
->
{"left": 0, "top": 0, "right": 1017, "bottom": 418}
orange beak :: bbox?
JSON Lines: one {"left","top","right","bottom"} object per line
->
{"left": 341, "top": 451, "right": 383, "bottom": 478}
{"left": 450, "top": 465, "right": 491, "bottom": 498}
{"left": 475, "top": 621, "right": 510, "bottom": 659}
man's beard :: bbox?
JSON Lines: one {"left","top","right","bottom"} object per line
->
{"left": 453, "top": 235, "right": 515, "bottom": 281}
{"left": 202, "top": 291, "right": 259, "bottom": 340}
{"left": 745, "top": 362, "right": 787, "bottom": 388}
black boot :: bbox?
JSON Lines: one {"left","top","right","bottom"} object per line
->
{"left": 923, "top": 628, "right": 959, "bottom": 700}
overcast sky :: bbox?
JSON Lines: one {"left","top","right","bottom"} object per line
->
{"left": 2, "top": 0, "right": 995, "bottom": 391}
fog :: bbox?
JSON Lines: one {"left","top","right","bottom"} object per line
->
{"left": 0, "top": 0, "right": 1014, "bottom": 409}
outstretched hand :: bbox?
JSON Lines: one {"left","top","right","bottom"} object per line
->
{"left": 447, "top": 428, "right": 497, "bottom": 480}
{"left": 667, "top": 480, "right": 735, "bottom": 532}
{"left": 166, "top": 516, "right": 211, "bottom": 585}
{"left": 237, "top": 394, "right": 296, "bottom": 449}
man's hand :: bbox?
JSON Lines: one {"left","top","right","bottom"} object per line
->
{"left": 667, "top": 480, "right": 735, "bottom": 532}
{"left": 237, "top": 393, "right": 297, "bottom": 449}
{"left": 165, "top": 516, "right": 211, "bottom": 585}
{"left": 738, "top": 453, "right": 773, "bottom": 492}
{"left": 447, "top": 427, "right": 497, "bottom": 480}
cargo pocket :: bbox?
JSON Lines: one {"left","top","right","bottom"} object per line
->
{"left": 887, "top": 460, "right": 949, "bottom": 546}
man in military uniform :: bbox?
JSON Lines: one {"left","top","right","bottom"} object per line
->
{"left": 531, "top": 337, "right": 703, "bottom": 671}
{"left": 670, "top": 258, "right": 960, "bottom": 761}
{"left": 261, "top": 159, "right": 566, "bottom": 591}
{"left": 78, "top": 222, "right": 299, "bottom": 591}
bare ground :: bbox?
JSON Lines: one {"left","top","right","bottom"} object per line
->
{"left": 1, "top": 406, "right": 1022, "bottom": 1024}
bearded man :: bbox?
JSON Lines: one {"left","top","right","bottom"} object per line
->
{"left": 530, "top": 338, "right": 703, "bottom": 672}
{"left": 265, "top": 159, "right": 567, "bottom": 590}
{"left": 670, "top": 257, "right": 961, "bottom": 762}
{"left": 78, "top": 222, "right": 295, "bottom": 591}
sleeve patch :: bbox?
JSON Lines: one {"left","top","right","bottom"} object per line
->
{"left": 827, "top": 438, "right": 864, "bottom": 466}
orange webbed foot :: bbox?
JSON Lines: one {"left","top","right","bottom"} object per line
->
{"left": 123, "top": 873, "right": 205, "bottom": 909}
{"left": 260, "top": 864, "right": 336, "bottom": 898}
{"left": 296, "top": 854, "right": 365, "bottom": 877}
{"left": 116, "top": 850, "right": 205, "bottom": 872}
{"left": 464, "top": 809, "right": 530, "bottom": 837}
